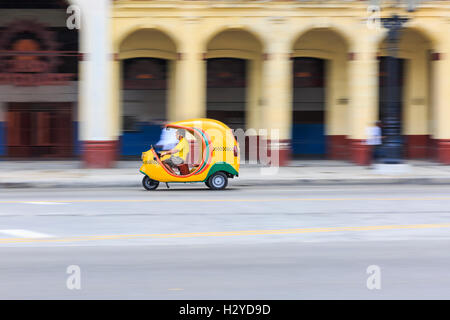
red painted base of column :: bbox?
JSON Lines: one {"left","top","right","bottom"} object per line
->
{"left": 83, "top": 141, "right": 119, "bottom": 168}
{"left": 437, "top": 139, "right": 450, "bottom": 165}
{"left": 405, "top": 135, "right": 430, "bottom": 159}
{"left": 266, "top": 139, "right": 291, "bottom": 167}
{"left": 349, "top": 139, "right": 370, "bottom": 165}
{"left": 278, "top": 141, "right": 291, "bottom": 167}
{"left": 428, "top": 138, "right": 438, "bottom": 160}
{"left": 327, "top": 135, "right": 349, "bottom": 160}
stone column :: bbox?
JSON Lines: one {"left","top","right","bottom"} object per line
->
{"left": 432, "top": 48, "right": 450, "bottom": 164}
{"left": 403, "top": 52, "right": 429, "bottom": 159}
{"left": 76, "top": 0, "right": 117, "bottom": 168}
{"left": 246, "top": 58, "right": 263, "bottom": 131}
{"left": 173, "top": 21, "right": 206, "bottom": 120}
{"left": 261, "top": 41, "right": 292, "bottom": 166}
{"left": 348, "top": 38, "right": 379, "bottom": 165}
{"left": 326, "top": 55, "right": 350, "bottom": 160}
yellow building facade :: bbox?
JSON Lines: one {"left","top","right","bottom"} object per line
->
{"left": 104, "top": 0, "right": 450, "bottom": 166}
{"left": 0, "top": 1, "right": 448, "bottom": 167}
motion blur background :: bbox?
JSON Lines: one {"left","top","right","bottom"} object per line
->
{"left": 2, "top": 1, "right": 450, "bottom": 301}
{"left": 0, "top": 0, "right": 449, "bottom": 167}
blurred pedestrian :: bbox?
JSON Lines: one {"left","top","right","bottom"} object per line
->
{"left": 366, "top": 121, "right": 383, "bottom": 165}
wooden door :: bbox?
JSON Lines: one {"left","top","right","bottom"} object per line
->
{"left": 6, "top": 103, "right": 73, "bottom": 158}
{"left": 7, "top": 110, "right": 31, "bottom": 157}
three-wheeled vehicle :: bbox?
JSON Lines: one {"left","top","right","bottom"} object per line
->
{"left": 140, "top": 118, "right": 240, "bottom": 190}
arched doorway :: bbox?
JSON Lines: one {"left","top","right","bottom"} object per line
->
{"left": 205, "top": 29, "right": 263, "bottom": 131}
{"left": 0, "top": 0, "right": 79, "bottom": 158}
{"left": 292, "top": 57, "right": 326, "bottom": 156}
{"left": 206, "top": 58, "right": 246, "bottom": 130}
{"left": 378, "top": 28, "right": 434, "bottom": 159}
{"left": 291, "top": 28, "right": 350, "bottom": 159}
{"left": 118, "top": 29, "right": 177, "bottom": 156}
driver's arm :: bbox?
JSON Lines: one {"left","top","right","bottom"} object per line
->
{"left": 161, "top": 148, "right": 179, "bottom": 156}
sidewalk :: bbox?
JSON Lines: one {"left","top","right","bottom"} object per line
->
{"left": 1, "top": 160, "right": 450, "bottom": 189}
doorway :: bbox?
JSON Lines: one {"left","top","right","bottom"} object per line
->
{"left": 7, "top": 102, "right": 73, "bottom": 158}
{"left": 292, "top": 57, "right": 326, "bottom": 157}
{"left": 378, "top": 56, "right": 405, "bottom": 126}
{"left": 206, "top": 58, "right": 246, "bottom": 130}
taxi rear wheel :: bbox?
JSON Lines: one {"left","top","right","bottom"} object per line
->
{"left": 206, "top": 172, "right": 228, "bottom": 190}
{"left": 142, "top": 176, "right": 159, "bottom": 191}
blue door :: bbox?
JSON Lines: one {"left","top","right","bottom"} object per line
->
{"left": 292, "top": 123, "right": 325, "bottom": 155}
{"left": 120, "top": 58, "right": 168, "bottom": 156}
{"left": 292, "top": 58, "right": 326, "bottom": 157}
{"left": 120, "top": 123, "right": 162, "bottom": 156}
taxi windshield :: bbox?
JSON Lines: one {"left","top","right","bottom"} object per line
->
{"left": 155, "top": 127, "right": 178, "bottom": 151}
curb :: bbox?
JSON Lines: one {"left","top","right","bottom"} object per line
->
{"left": 2, "top": 177, "right": 450, "bottom": 189}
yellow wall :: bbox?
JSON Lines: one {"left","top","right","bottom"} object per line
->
{"left": 111, "top": 1, "right": 450, "bottom": 141}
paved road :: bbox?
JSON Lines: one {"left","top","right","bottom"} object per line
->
{"left": 0, "top": 184, "right": 450, "bottom": 299}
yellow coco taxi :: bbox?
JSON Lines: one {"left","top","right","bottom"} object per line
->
{"left": 140, "top": 118, "right": 240, "bottom": 190}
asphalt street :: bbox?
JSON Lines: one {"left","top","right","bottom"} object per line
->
{"left": 1, "top": 184, "right": 450, "bottom": 299}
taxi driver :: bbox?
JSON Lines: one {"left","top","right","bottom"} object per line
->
{"left": 160, "top": 129, "right": 189, "bottom": 169}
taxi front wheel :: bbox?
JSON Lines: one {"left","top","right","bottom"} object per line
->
{"left": 206, "top": 172, "right": 228, "bottom": 190}
{"left": 142, "top": 176, "right": 159, "bottom": 191}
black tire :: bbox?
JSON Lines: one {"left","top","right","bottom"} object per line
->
{"left": 206, "top": 172, "right": 228, "bottom": 190}
{"left": 142, "top": 176, "right": 159, "bottom": 191}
